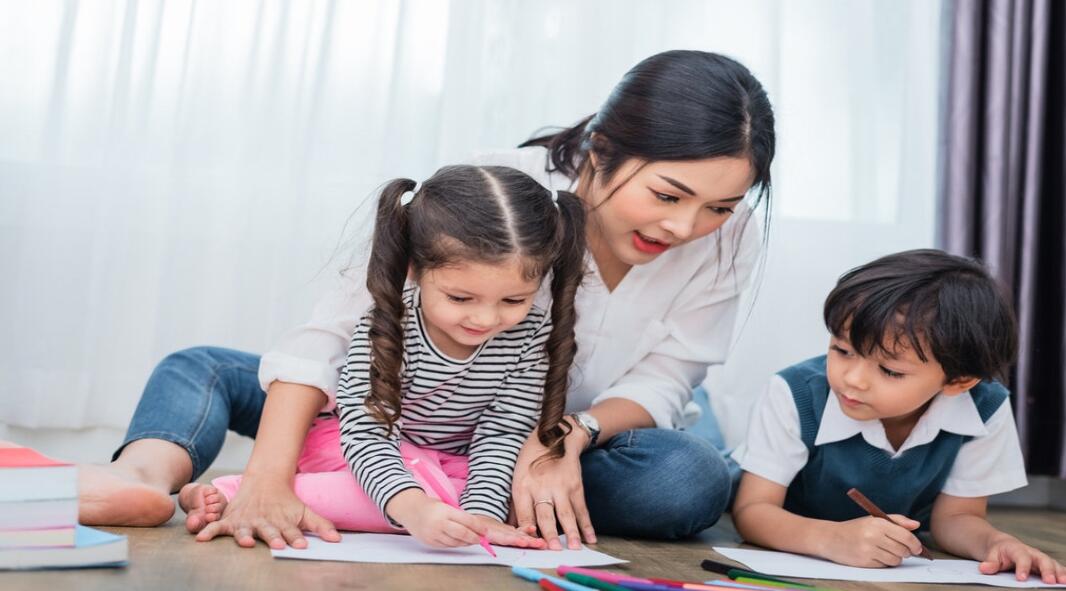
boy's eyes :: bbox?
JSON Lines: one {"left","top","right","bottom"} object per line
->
{"left": 879, "top": 365, "right": 905, "bottom": 379}
{"left": 830, "top": 344, "right": 853, "bottom": 356}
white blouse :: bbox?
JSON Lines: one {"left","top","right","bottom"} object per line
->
{"left": 259, "top": 147, "right": 762, "bottom": 429}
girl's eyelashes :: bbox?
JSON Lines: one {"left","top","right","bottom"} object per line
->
{"left": 502, "top": 298, "right": 527, "bottom": 305}
{"left": 446, "top": 295, "right": 528, "bottom": 305}
{"left": 709, "top": 206, "right": 735, "bottom": 215}
{"left": 446, "top": 295, "right": 470, "bottom": 303}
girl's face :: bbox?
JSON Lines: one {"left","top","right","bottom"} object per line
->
{"left": 583, "top": 155, "right": 755, "bottom": 267}
{"left": 417, "top": 258, "right": 541, "bottom": 359}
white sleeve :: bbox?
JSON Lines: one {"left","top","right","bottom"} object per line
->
{"left": 941, "top": 401, "right": 1028, "bottom": 497}
{"left": 257, "top": 266, "right": 373, "bottom": 412}
{"left": 591, "top": 209, "right": 762, "bottom": 428}
{"left": 732, "top": 374, "right": 810, "bottom": 487}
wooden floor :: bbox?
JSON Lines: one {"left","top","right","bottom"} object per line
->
{"left": 5, "top": 504, "right": 1065, "bottom": 590}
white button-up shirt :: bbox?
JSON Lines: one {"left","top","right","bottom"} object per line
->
{"left": 258, "top": 147, "right": 761, "bottom": 428}
{"left": 733, "top": 373, "right": 1029, "bottom": 498}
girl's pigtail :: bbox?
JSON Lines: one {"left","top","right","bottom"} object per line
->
{"left": 536, "top": 190, "right": 588, "bottom": 459}
{"left": 364, "top": 178, "right": 417, "bottom": 434}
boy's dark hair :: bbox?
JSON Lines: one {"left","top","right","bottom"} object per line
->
{"left": 823, "top": 249, "right": 1017, "bottom": 382}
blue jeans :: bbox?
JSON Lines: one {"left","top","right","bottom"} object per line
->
{"left": 118, "top": 346, "right": 734, "bottom": 539}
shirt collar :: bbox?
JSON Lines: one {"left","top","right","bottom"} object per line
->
{"left": 815, "top": 389, "right": 988, "bottom": 457}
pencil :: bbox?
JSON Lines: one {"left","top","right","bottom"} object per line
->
{"left": 846, "top": 488, "right": 933, "bottom": 560}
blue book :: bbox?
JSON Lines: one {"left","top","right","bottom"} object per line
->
{"left": 0, "top": 525, "right": 127, "bottom": 570}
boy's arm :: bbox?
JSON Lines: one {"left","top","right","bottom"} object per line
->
{"left": 931, "top": 494, "right": 1066, "bottom": 583}
{"left": 733, "top": 472, "right": 924, "bottom": 567}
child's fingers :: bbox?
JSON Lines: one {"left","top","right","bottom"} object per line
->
{"left": 883, "top": 525, "right": 924, "bottom": 557}
{"left": 300, "top": 508, "right": 341, "bottom": 543}
{"left": 1030, "top": 553, "right": 1059, "bottom": 584}
{"left": 876, "top": 535, "right": 915, "bottom": 563}
{"left": 1012, "top": 552, "right": 1032, "bottom": 581}
{"left": 887, "top": 513, "right": 921, "bottom": 531}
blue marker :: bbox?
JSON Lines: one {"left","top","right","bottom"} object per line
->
{"left": 512, "top": 566, "right": 597, "bottom": 591}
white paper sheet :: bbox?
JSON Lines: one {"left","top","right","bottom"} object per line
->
{"left": 272, "top": 533, "right": 626, "bottom": 568}
{"left": 714, "top": 547, "right": 1066, "bottom": 588}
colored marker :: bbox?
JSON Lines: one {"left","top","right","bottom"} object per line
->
{"left": 409, "top": 458, "right": 495, "bottom": 558}
{"left": 846, "top": 488, "right": 933, "bottom": 560}
{"left": 616, "top": 581, "right": 699, "bottom": 591}
{"left": 700, "top": 560, "right": 814, "bottom": 588}
{"left": 512, "top": 566, "right": 597, "bottom": 591}
{"left": 558, "top": 566, "right": 654, "bottom": 586}
{"left": 566, "top": 572, "right": 630, "bottom": 591}
{"left": 649, "top": 577, "right": 741, "bottom": 590}
{"left": 705, "top": 580, "right": 809, "bottom": 591}
{"left": 542, "top": 581, "right": 567, "bottom": 591}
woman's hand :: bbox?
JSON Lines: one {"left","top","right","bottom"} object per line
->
{"left": 196, "top": 474, "right": 341, "bottom": 549}
{"left": 510, "top": 420, "right": 597, "bottom": 550}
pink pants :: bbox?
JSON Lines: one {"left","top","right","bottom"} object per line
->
{"left": 211, "top": 418, "right": 470, "bottom": 532}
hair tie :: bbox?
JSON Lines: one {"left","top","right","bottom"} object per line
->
{"left": 552, "top": 189, "right": 561, "bottom": 210}
{"left": 399, "top": 182, "right": 421, "bottom": 207}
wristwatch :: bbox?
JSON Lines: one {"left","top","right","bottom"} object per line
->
{"left": 569, "top": 412, "right": 601, "bottom": 449}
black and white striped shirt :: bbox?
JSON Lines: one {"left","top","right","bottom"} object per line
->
{"left": 336, "top": 286, "right": 550, "bottom": 523}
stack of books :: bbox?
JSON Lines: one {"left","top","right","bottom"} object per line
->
{"left": 0, "top": 447, "right": 127, "bottom": 570}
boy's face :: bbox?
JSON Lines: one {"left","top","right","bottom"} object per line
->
{"left": 825, "top": 335, "right": 972, "bottom": 426}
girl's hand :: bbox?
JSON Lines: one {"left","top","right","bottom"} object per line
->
{"left": 822, "top": 515, "right": 924, "bottom": 567}
{"left": 388, "top": 490, "right": 487, "bottom": 548}
{"left": 474, "top": 515, "right": 547, "bottom": 549}
{"left": 196, "top": 475, "right": 341, "bottom": 549}
{"left": 510, "top": 423, "right": 596, "bottom": 551}
{"left": 979, "top": 535, "right": 1066, "bottom": 584}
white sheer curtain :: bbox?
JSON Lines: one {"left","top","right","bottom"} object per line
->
{"left": 0, "top": 1, "right": 941, "bottom": 456}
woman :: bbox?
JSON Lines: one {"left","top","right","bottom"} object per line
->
{"left": 79, "top": 50, "right": 775, "bottom": 551}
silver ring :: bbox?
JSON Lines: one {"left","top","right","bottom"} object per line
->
{"left": 534, "top": 499, "right": 555, "bottom": 507}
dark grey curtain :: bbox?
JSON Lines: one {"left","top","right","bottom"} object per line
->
{"left": 940, "top": 0, "right": 1065, "bottom": 477}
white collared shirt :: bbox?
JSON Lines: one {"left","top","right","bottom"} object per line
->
{"left": 258, "top": 147, "right": 762, "bottom": 428}
{"left": 733, "top": 374, "right": 1029, "bottom": 498}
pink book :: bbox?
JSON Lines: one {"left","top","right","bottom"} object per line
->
{"left": 0, "top": 447, "right": 78, "bottom": 503}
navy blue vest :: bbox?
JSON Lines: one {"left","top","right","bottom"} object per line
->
{"left": 779, "top": 356, "right": 1008, "bottom": 529}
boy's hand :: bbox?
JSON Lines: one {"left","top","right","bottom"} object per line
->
{"left": 980, "top": 535, "right": 1066, "bottom": 584}
{"left": 824, "top": 514, "right": 924, "bottom": 567}
{"left": 474, "top": 515, "right": 548, "bottom": 549}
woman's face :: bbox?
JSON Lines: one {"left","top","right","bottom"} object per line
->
{"left": 583, "top": 155, "right": 755, "bottom": 266}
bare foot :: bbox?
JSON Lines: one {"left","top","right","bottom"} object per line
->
{"left": 78, "top": 464, "right": 176, "bottom": 526}
{"left": 178, "top": 483, "right": 227, "bottom": 534}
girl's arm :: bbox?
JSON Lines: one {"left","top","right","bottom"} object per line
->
{"left": 931, "top": 494, "right": 1066, "bottom": 583}
{"left": 194, "top": 381, "right": 342, "bottom": 549}
{"left": 733, "top": 472, "right": 924, "bottom": 568}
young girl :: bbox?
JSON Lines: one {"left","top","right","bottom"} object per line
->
{"left": 732, "top": 250, "right": 1066, "bottom": 583}
{"left": 178, "top": 165, "right": 586, "bottom": 548}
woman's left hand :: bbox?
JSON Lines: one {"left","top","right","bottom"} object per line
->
{"left": 510, "top": 422, "right": 597, "bottom": 550}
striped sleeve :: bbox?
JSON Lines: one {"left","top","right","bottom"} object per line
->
{"left": 335, "top": 316, "right": 421, "bottom": 525}
{"left": 458, "top": 314, "right": 550, "bottom": 521}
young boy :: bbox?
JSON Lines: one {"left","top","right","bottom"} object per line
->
{"left": 732, "top": 249, "right": 1066, "bottom": 584}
